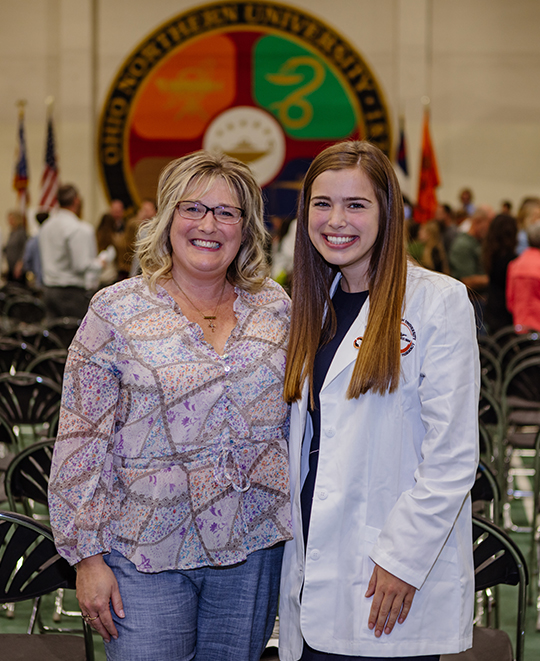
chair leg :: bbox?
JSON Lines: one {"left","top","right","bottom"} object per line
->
{"left": 2, "top": 602, "right": 15, "bottom": 618}
{"left": 29, "top": 596, "right": 41, "bottom": 634}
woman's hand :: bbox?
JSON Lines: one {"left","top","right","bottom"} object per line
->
{"left": 76, "top": 554, "right": 125, "bottom": 642}
{"left": 365, "top": 564, "right": 416, "bottom": 637}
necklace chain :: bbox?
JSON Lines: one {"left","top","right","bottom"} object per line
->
{"left": 170, "top": 274, "right": 227, "bottom": 333}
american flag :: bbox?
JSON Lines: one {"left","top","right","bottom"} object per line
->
{"left": 39, "top": 115, "right": 59, "bottom": 210}
{"left": 13, "top": 108, "right": 29, "bottom": 211}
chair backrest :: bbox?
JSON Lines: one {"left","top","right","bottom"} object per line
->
{"left": 471, "top": 459, "right": 500, "bottom": 523}
{"left": 479, "top": 345, "right": 502, "bottom": 398}
{"left": 498, "top": 331, "right": 540, "bottom": 377}
{"left": 0, "top": 372, "right": 62, "bottom": 442}
{"left": 0, "top": 510, "right": 75, "bottom": 603}
{"left": 503, "top": 344, "right": 540, "bottom": 385}
{"left": 27, "top": 349, "right": 68, "bottom": 385}
{"left": 501, "top": 355, "right": 540, "bottom": 423}
{"left": 5, "top": 439, "right": 55, "bottom": 515}
{"left": 472, "top": 515, "right": 529, "bottom": 661}
{"left": 489, "top": 324, "right": 518, "bottom": 351}
{"left": 0, "top": 338, "right": 38, "bottom": 375}
{"left": 0, "top": 510, "right": 94, "bottom": 660}
{"left": 479, "top": 388, "right": 504, "bottom": 455}
{"left": 6, "top": 325, "right": 64, "bottom": 352}
{"left": 2, "top": 296, "right": 47, "bottom": 325}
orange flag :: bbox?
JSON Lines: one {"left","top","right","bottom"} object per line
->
{"left": 415, "top": 110, "right": 440, "bottom": 222}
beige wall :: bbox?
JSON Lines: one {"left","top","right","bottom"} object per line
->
{"left": 1, "top": 0, "right": 539, "bottom": 236}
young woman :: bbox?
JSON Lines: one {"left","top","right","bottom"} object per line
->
{"left": 280, "top": 141, "right": 479, "bottom": 661}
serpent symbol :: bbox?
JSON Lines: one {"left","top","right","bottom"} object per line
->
{"left": 266, "top": 56, "right": 325, "bottom": 130}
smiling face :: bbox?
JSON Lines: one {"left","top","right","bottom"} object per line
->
{"left": 169, "top": 177, "right": 243, "bottom": 284}
{"left": 308, "top": 167, "right": 380, "bottom": 292}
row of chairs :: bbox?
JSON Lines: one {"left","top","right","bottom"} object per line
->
{"left": 0, "top": 295, "right": 92, "bottom": 657}
{"left": 0, "top": 435, "right": 529, "bottom": 661}
{"left": 477, "top": 325, "right": 540, "bottom": 643}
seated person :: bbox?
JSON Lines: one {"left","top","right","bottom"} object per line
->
{"left": 506, "top": 221, "right": 540, "bottom": 333}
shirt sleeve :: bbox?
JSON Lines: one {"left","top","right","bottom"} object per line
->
{"left": 369, "top": 281, "right": 480, "bottom": 589}
{"left": 48, "top": 307, "right": 120, "bottom": 565}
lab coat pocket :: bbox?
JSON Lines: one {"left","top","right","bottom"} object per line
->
{"left": 333, "top": 524, "right": 381, "bottom": 642}
{"left": 405, "top": 542, "right": 462, "bottom": 642}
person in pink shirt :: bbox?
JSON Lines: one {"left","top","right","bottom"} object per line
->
{"left": 506, "top": 221, "right": 540, "bottom": 332}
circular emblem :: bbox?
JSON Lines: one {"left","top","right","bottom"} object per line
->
{"left": 353, "top": 336, "right": 363, "bottom": 349}
{"left": 400, "top": 319, "right": 416, "bottom": 356}
{"left": 203, "top": 106, "right": 286, "bottom": 186}
{"left": 98, "top": 1, "right": 392, "bottom": 219}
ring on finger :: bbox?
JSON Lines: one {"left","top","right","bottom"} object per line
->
{"left": 83, "top": 613, "right": 99, "bottom": 622}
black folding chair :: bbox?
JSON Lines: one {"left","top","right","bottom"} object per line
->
{"left": 441, "top": 515, "right": 529, "bottom": 661}
{"left": 4, "top": 439, "right": 55, "bottom": 518}
{"left": 0, "top": 372, "right": 62, "bottom": 445}
{"left": 2, "top": 295, "right": 47, "bottom": 326}
{"left": 0, "top": 510, "right": 94, "bottom": 660}
{"left": 479, "top": 344, "right": 502, "bottom": 399}
{"left": 0, "top": 337, "right": 38, "bottom": 375}
{"left": 472, "top": 459, "right": 501, "bottom": 525}
{"left": 5, "top": 324, "right": 64, "bottom": 352}
{"left": 27, "top": 349, "right": 68, "bottom": 385}
{"left": 500, "top": 356, "right": 540, "bottom": 532}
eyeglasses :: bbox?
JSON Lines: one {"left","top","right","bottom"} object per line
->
{"left": 176, "top": 201, "right": 244, "bottom": 225}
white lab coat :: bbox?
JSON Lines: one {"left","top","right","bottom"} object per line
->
{"left": 279, "top": 264, "right": 480, "bottom": 659}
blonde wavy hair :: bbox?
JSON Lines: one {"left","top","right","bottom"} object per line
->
{"left": 138, "top": 150, "right": 270, "bottom": 292}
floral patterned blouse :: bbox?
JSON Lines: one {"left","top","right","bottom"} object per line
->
{"left": 48, "top": 276, "right": 292, "bottom": 572}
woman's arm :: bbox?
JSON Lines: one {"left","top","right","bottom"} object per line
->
{"left": 49, "top": 305, "right": 121, "bottom": 565}
{"left": 369, "top": 280, "right": 480, "bottom": 593}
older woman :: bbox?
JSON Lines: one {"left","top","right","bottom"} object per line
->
{"left": 48, "top": 151, "right": 292, "bottom": 661}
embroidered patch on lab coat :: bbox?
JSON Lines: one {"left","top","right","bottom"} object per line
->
{"left": 400, "top": 319, "right": 416, "bottom": 355}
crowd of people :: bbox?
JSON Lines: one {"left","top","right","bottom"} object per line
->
{"left": 1, "top": 192, "right": 156, "bottom": 319}
{"left": 0, "top": 142, "right": 536, "bottom": 660}
{"left": 405, "top": 192, "right": 540, "bottom": 334}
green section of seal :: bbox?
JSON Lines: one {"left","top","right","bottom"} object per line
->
{"left": 254, "top": 34, "right": 355, "bottom": 139}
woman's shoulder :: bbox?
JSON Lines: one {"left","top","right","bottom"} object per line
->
{"left": 89, "top": 276, "right": 169, "bottom": 319}
{"left": 405, "top": 262, "right": 470, "bottom": 319}
{"left": 238, "top": 277, "right": 291, "bottom": 310}
{"left": 407, "top": 260, "right": 466, "bottom": 296}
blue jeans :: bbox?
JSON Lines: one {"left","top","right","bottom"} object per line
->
{"left": 103, "top": 544, "right": 284, "bottom": 661}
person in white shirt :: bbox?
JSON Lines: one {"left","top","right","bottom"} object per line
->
{"left": 39, "top": 183, "right": 98, "bottom": 319}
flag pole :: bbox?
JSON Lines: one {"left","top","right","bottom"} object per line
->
{"left": 45, "top": 95, "right": 54, "bottom": 117}
{"left": 16, "top": 99, "right": 27, "bottom": 117}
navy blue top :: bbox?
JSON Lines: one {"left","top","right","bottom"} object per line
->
{"left": 301, "top": 283, "right": 368, "bottom": 546}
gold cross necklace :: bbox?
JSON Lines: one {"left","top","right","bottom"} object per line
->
{"left": 170, "top": 274, "right": 227, "bottom": 332}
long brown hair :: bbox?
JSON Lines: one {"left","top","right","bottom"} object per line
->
{"left": 283, "top": 140, "right": 407, "bottom": 403}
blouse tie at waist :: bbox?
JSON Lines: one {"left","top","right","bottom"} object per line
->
{"left": 213, "top": 446, "right": 251, "bottom": 493}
